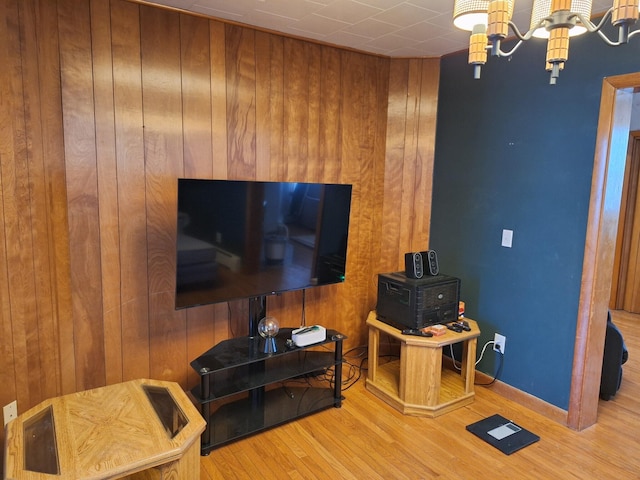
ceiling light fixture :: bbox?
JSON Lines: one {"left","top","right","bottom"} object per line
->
{"left": 453, "top": 0, "right": 640, "bottom": 84}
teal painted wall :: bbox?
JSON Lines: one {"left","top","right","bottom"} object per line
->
{"left": 432, "top": 27, "right": 640, "bottom": 409}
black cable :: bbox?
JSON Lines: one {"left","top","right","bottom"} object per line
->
{"left": 475, "top": 350, "right": 504, "bottom": 386}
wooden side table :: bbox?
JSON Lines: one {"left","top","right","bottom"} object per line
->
{"left": 4, "top": 379, "right": 205, "bottom": 479}
{"left": 366, "top": 311, "right": 480, "bottom": 417}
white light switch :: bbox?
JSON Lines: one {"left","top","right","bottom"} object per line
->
{"left": 501, "top": 229, "right": 513, "bottom": 248}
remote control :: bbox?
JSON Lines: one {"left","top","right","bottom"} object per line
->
{"left": 401, "top": 328, "right": 433, "bottom": 337}
{"left": 451, "top": 320, "right": 471, "bottom": 331}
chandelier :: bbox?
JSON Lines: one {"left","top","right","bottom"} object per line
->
{"left": 453, "top": 1, "right": 640, "bottom": 84}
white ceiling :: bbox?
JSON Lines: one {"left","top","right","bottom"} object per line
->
{"left": 143, "top": 0, "right": 616, "bottom": 57}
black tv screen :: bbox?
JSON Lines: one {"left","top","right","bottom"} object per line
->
{"left": 175, "top": 179, "right": 353, "bottom": 309}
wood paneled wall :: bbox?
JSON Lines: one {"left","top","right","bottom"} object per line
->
{"left": 0, "top": 0, "right": 439, "bottom": 445}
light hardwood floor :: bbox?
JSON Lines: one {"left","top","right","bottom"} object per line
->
{"left": 199, "top": 311, "right": 640, "bottom": 479}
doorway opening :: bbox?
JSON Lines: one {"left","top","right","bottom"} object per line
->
{"left": 569, "top": 73, "right": 640, "bottom": 430}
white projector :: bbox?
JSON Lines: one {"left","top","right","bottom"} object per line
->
{"left": 291, "top": 325, "right": 326, "bottom": 347}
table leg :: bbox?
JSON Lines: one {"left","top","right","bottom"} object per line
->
{"left": 461, "top": 338, "right": 477, "bottom": 394}
{"left": 367, "top": 327, "right": 380, "bottom": 383}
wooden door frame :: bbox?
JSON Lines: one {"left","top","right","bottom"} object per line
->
{"left": 568, "top": 73, "right": 640, "bottom": 430}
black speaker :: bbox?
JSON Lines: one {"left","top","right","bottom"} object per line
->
{"left": 404, "top": 252, "right": 423, "bottom": 279}
{"left": 421, "top": 250, "right": 439, "bottom": 276}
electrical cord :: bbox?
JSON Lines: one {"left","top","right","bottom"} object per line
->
{"left": 448, "top": 340, "right": 496, "bottom": 371}
{"left": 448, "top": 340, "right": 504, "bottom": 386}
{"left": 475, "top": 348, "right": 504, "bottom": 386}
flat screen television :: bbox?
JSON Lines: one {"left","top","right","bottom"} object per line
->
{"left": 175, "top": 179, "right": 353, "bottom": 310}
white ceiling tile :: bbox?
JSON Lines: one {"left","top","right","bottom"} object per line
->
{"left": 324, "top": 30, "right": 374, "bottom": 47}
{"left": 345, "top": 18, "right": 399, "bottom": 38}
{"left": 256, "top": 0, "right": 325, "bottom": 20}
{"left": 373, "top": 3, "right": 436, "bottom": 28}
{"left": 316, "top": 0, "right": 382, "bottom": 24}
{"left": 145, "top": 1, "right": 628, "bottom": 59}
{"left": 289, "top": 14, "right": 350, "bottom": 36}
{"left": 353, "top": 0, "right": 405, "bottom": 10}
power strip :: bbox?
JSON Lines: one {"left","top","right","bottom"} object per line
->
{"left": 292, "top": 325, "right": 326, "bottom": 347}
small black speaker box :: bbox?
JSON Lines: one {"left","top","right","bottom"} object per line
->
{"left": 404, "top": 252, "right": 423, "bottom": 279}
{"left": 421, "top": 250, "right": 439, "bottom": 276}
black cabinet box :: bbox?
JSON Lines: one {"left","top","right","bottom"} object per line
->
{"left": 376, "top": 272, "right": 460, "bottom": 330}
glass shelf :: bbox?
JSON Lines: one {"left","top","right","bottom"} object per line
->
{"left": 191, "top": 328, "right": 345, "bottom": 455}
{"left": 191, "top": 350, "right": 337, "bottom": 402}
{"left": 204, "top": 386, "right": 338, "bottom": 450}
{"left": 191, "top": 328, "right": 342, "bottom": 372}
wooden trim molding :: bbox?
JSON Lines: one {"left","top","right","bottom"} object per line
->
{"left": 474, "top": 371, "right": 568, "bottom": 425}
{"left": 568, "top": 74, "right": 636, "bottom": 430}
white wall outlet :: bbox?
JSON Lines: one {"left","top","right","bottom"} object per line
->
{"left": 501, "top": 229, "right": 513, "bottom": 248}
{"left": 3, "top": 400, "right": 17, "bottom": 426}
{"left": 494, "top": 333, "right": 506, "bottom": 354}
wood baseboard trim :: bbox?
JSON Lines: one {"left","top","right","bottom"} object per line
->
{"left": 473, "top": 370, "right": 569, "bottom": 426}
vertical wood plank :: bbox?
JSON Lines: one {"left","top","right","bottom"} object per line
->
{"left": 58, "top": 0, "right": 106, "bottom": 391}
{"left": 399, "top": 59, "right": 422, "bottom": 255}
{"left": 0, "top": 0, "right": 25, "bottom": 412}
{"left": 140, "top": 5, "right": 187, "bottom": 384}
{"left": 180, "top": 13, "right": 218, "bottom": 386}
{"left": 19, "top": 0, "right": 67, "bottom": 400}
{"left": 381, "top": 59, "right": 409, "bottom": 274}
{"left": 255, "top": 30, "right": 272, "bottom": 181}
{"left": 283, "top": 39, "right": 309, "bottom": 182}
{"left": 210, "top": 20, "right": 228, "bottom": 181}
{"left": 208, "top": 20, "right": 231, "bottom": 350}
{"left": 269, "top": 35, "right": 285, "bottom": 181}
{"left": 415, "top": 59, "right": 440, "bottom": 250}
{"left": 90, "top": 0, "right": 123, "bottom": 386}
{"left": 111, "top": 0, "right": 150, "bottom": 381}
{"left": 226, "top": 24, "right": 256, "bottom": 180}
{"left": 38, "top": 0, "right": 75, "bottom": 397}
{"left": 319, "top": 47, "right": 342, "bottom": 184}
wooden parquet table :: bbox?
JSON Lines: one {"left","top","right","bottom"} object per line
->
{"left": 366, "top": 311, "right": 480, "bottom": 417}
{"left": 3, "top": 379, "right": 205, "bottom": 479}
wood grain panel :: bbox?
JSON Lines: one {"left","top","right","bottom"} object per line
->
{"left": 414, "top": 59, "right": 440, "bottom": 249}
{"left": 91, "top": 0, "right": 123, "bottom": 387}
{"left": 207, "top": 20, "right": 232, "bottom": 352}
{"left": 381, "top": 59, "right": 410, "bottom": 274}
{"left": 209, "top": 20, "right": 228, "bottom": 181}
{"left": 181, "top": 13, "right": 213, "bottom": 178}
{"left": 111, "top": 0, "right": 150, "bottom": 382}
{"left": 226, "top": 24, "right": 257, "bottom": 180}
{"left": 40, "top": 0, "right": 75, "bottom": 397}
{"left": 0, "top": 0, "right": 443, "bottom": 448}
{"left": 319, "top": 48, "right": 342, "bottom": 184}
{"left": 18, "top": 0, "right": 63, "bottom": 402}
{"left": 255, "top": 31, "right": 275, "bottom": 181}
{"left": 265, "top": 34, "right": 285, "bottom": 181}
{"left": 0, "top": 0, "right": 23, "bottom": 414}
{"left": 180, "top": 13, "right": 219, "bottom": 387}
{"left": 306, "top": 43, "right": 322, "bottom": 182}
{"left": 283, "top": 39, "right": 310, "bottom": 182}
{"left": 311, "top": 48, "right": 344, "bottom": 330}
{"left": 58, "top": 0, "right": 106, "bottom": 391}
{"left": 398, "top": 59, "right": 422, "bottom": 255}
{"left": 338, "top": 51, "right": 382, "bottom": 340}
{"left": 3, "top": 0, "right": 41, "bottom": 406}
{"left": 140, "top": 5, "right": 187, "bottom": 384}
